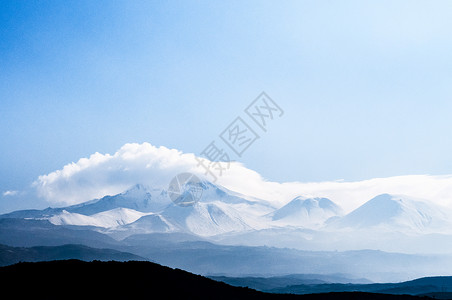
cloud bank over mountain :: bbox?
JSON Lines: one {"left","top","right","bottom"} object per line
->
{"left": 34, "top": 142, "right": 452, "bottom": 212}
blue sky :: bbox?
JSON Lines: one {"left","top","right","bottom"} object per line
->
{"left": 1, "top": 1, "right": 452, "bottom": 212}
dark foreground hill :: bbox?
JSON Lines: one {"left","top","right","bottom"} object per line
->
{"left": 0, "top": 260, "right": 433, "bottom": 300}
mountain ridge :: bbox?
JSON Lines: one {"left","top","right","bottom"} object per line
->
{"left": 2, "top": 185, "right": 452, "bottom": 256}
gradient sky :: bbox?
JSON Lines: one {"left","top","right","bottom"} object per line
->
{"left": 1, "top": 0, "right": 452, "bottom": 213}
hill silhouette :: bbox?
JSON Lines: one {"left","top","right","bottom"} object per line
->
{"left": 0, "top": 260, "right": 434, "bottom": 300}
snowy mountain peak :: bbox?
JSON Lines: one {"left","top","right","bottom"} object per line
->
{"left": 17, "top": 179, "right": 274, "bottom": 237}
{"left": 121, "top": 183, "right": 152, "bottom": 198}
{"left": 270, "top": 196, "right": 342, "bottom": 228}
{"left": 65, "top": 183, "right": 171, "bottom": 215}
{"left": 335, "top": 194, "right": 447, "bottom": 232}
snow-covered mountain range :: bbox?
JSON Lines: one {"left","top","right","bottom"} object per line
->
{"left": 3, "top": 180, "right": 452, "bottom": 254}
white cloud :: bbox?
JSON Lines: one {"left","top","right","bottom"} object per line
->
{"left": 34, "top": 143, "right": 198, "bottom": 206}
{"left": 2, "top": 190, "right": 18, "bottom": 197}
{"left": 34, "top": 142, "right": 452, "bottom": 212}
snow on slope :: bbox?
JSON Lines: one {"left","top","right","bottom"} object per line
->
{"left": 270, "top": 196, "right": 342, "bottom": 228}
{"left": 198, "top": 182, "right": 275, "bottom": 229}
{"left": 49, "top": 208, "right": 149, "bottom": 228}
{"left": 160, "top": 202, "right": 252, "bottom": 236}
{"left": 106, "top": 214, "right": 176, "bottom": 239}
